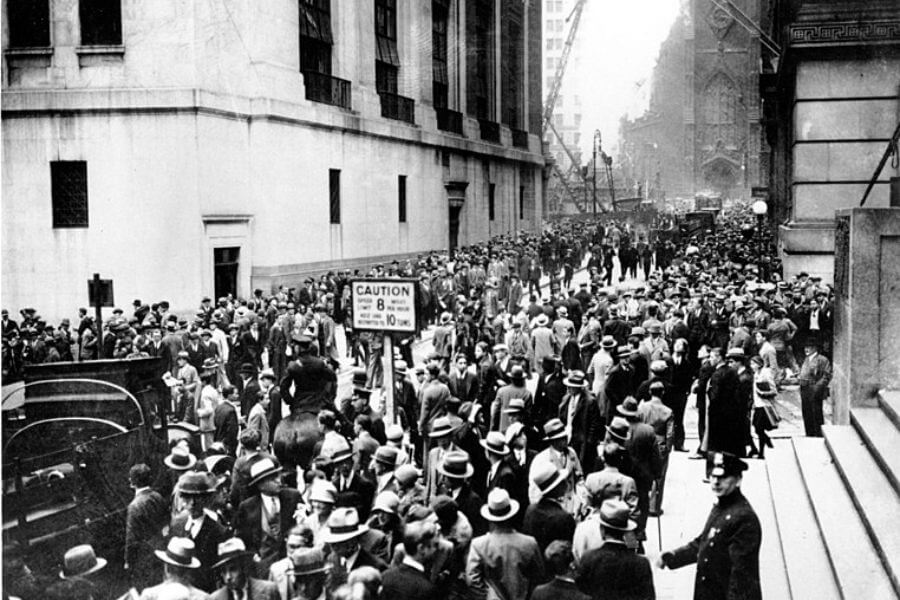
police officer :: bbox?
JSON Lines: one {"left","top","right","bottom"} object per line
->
{"left": 656, "top": 452, "right": 761, "bottom": 600}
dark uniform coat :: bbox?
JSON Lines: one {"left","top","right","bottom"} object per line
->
{"left": 665, "top": 490, "right": 762, "bottom": 600}
{"left": 706, "top": 364, "right": 745, "bottom": 457}
{"left": 521, "top": 497, "right": 576, "bottom": 554}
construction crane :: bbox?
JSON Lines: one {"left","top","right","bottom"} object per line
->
{"left": 541, "top": 0, "right": 593, "bottom": 213}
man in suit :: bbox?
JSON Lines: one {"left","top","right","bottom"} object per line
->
{"left": 481, "top": 431, "right": 517, "bottom": 497}
{"left": 125, "top": 463, "right": 168, "bottom": 591}
{"left": 424, "top": 416, "right": 459, "bottom": 502}
{"left": 466, "top": 488, "right": 545, "bottom": 600}
{"left": 213, "top": 384, "right": 240, "bottom": 456}
{"left": 522, "top": 462, "right": 576, "bottom": 554}
{"left": 436, "top": 450, "right": 486, "bottom": 536}
{"left": 504, "top": 423, "right": 536, "bottom": 518}
{"left": 138, "top": 537, "right": 211, "bottom": 600}
{"left": 533, "top": 541, "right": 591, "bottom": 600}
{"left": 234, "top": 457, "right": 303, "bottom": 577}
{"left": 273, "top": 545, "right": 328, "bottom": 600}
{"left": 161, "top": 322, "right": 185, "bottom": 375}
{"left": 237, "top": 363, "right": 260, "bottom": 418}
{"left": 448, "top": 353, "right": 480, "bottom": 405}
{"left": 211, "top": 537, "right": 280, "bottom": 600}
{"left": 266, "top": 525, "right": 315, "bottom": 599}
{"left": 558, "top": 370, "right": 602, "bottom": 472}
{"left": 322, "top": 507, "right": 389, "bottom": 593}
{"left": 533, "top": 355, "right": 566, "bottom": 429}
{"left": 576, "top": 500, "right": 655, "bottom": 600}
{"left": 169, "top": 472, "right": 228, "bottom": 592}
{"left": 381, "top": 520, "right": 439, "bottom": 600}
{"left": 241, "top": 320, "right": 264, "bottom": 368}
{"left": 706, "top": 347, "right": 745, "bottom": 457}
{"left": 799, "top": 339, "right": 832, "bottom": 438}
{"left": 330, "top": 445, "right": 376, "bottom": 520}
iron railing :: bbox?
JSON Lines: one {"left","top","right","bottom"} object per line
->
{"left": 479, "top": 119, "right": 501, "bottom": 143}
{"left": 380, "top": 92, "right": 416, "bottom": 124}
{"left": 511, "top": 128, "right": 529, "bottom": 148}
{"left": 436, "top": 107, "right": 464, "bottom": 134}
{"left": 303, "top": 71, "right": 352, "bottom": 109}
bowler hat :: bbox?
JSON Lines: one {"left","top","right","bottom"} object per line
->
{"left": 351, "top": 368, "right": 372, "bottom": 392}
{"left": 599, "top": 499, "right": 637, "bottom": 531}
{"left": 154, "top": 537, "right": 201, "bottom": 569}
{"left": 509, "top": 365, "right": 526, "bottom": 383}
{"left": 60, "top": 544, "right": 107, "bottom": 579}
{"left": 438, "top": 451, "right": 474, "bottom": 479}
{"left": 480, "top": 488, "right": 520, "bottom": 522}
{"left": 212, "top": 538, "right": 254, "bottom": 569}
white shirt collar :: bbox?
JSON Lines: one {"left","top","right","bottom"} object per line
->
{"left": 402, "top": 555, "right": 426, "bottom": 572}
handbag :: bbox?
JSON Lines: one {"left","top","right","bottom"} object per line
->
{"left": 761, "top": 404, "right": 780, "bottom": 429}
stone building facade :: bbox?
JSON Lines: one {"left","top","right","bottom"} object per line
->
{"left": 619, "top": 0, "right": 768, "bottom": 200}
{"left": 2, "top": 0, "right": 544, "bottom": 318}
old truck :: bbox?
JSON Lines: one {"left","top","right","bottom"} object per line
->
{"left": 1, "top": 357, "right": 185, "bottom": 574}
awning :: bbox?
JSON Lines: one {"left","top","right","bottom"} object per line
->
{"left": 376, "top": 35, "right": 400, "bottom": 67}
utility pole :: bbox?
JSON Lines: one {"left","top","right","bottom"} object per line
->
{"left": 592, "top": 130, "right": 599, "bottom": 216}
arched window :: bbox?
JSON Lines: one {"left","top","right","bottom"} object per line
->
{"left": 703, "top": 74, "right": 737, "bottom": 148}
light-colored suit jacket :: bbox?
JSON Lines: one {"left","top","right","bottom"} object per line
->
{"left": 466, "top": 529, "right": 545, "bottom": 600}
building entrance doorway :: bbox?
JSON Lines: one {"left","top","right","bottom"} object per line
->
{"left": 214, "top": 247, "right": 240, "bottom": 299}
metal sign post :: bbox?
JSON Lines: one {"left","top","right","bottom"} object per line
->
{"left": 88, "top": 273, "right": 115, "bottom": 332}
{"left": 350, "top": 278, "right": 418, "bottom": 426}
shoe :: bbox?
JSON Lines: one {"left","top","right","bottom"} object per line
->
{"left": 674, "top": 446, "right": 688, "bottom": 452}
{"left": 702, "top": 477, "right": 710, "bottom": 483}
{"left": 648, "top": 509, "right": 664, "bottom": 517}
{"left": 766, "top": 438, "right": 774, "bottom": 449}
{"left": 748, "top": 448, "right": 758, "bottom": 458}
{"left": 688, "top": 452, "right": 706, "bottom": 460}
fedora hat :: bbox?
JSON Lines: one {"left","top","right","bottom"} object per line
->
{"left": 600, "top": 336, "right": 617, "bottom": 350}
{"left": 164, "top": 446, "right": 198, "bottom": 471}
{"left": 308, "top": 479, "right": 337, "bottom": 504}
{"left": 290, "top": 547, "right": 331, "bottom": 576}
{"left": 726, "top": 347, "right": 746, "bottom": 360}
{"left": 535, "top": 314, "right": 550, "bottom": 327}
{"left": 428, "top": 416, "right": 456, "bottom": 438}
{"left": 176, "top": 471, "right": 217, "bottom": 496}
{"left": 531, "top": 462, "right": 568, "bottom": 497}
{"left": 248, "top": 457, "right": 282, "bottom": 487}
{"left": 438, "top": 451, "right": 474, "bottom": 479}
{"left": 509, "top": 365, "right": 526, "bottom": 382}
{"left": 542, "top": 418, "right": 567, "bottom": 442}
{"left": 394, "top": 464, "right": 420, "bottom": 486}
{"left": 239, "top": 363, "right": 257, "bottom": 376}
{"left": 650, "top": 360, "right": 668, "bottom": 374}
{"left": 212, "top": 538, "right": 254, "bottom": 569}
{"left": 606, "top": 416, "right": 631, "bottom": 444}
{"left": 374, "top": 445, "right": 399, "bottom": 468}
{"left": 325, "top": 440, "right": 355, "bottom": 465}
{"left": 599, "top": 499, "right": 637, "bottom": 531}
{"left": 154, "top": 537, "right": 201, "bottom": 569}
{"left": 616, "top": 397, "right": 640, "bottom": 418}
{"left": 322, "top": 507, "right": 369, "bottom": 544}
{"left": 479, "top": 431, "right": 510, "bottom": 456}
{"left": 503, "top": 398, "right": 526, "bottom": 414}
{"left": 351, "top": 368, "right": 371, "bottom": 392}
{"left": 480, "top": 488, "right": 520, "bottom": 522}
{"left": 505, "top": 422, "right": 525, "bottom": 445}
{"left": 200, "top": 357, "right": 218, "bottom": 372}
{"left": 60, "top": 544, "right": 107, "bottom": 579}
{"left": 259, "top": 367, "right": 277, "bottom": 381}
{"left": 617, "top": 346, "right": 632, "bottom": 359}
{"left": 563, "top": 370, "right": 587, "bottom": 388}
{"left": 204, "top": 454, "right": 235, "bottom": 477}
{"left": 385, "top": 424, "right": 404, "bottom": 442}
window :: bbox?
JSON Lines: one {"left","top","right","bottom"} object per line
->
{"left": 433, "top": 1, "right": 449, "bottom": 108}
{"left": 704, "top": 73, "right": 738, "bottom": 147}
{"left": 546, "top": 38, "right": 554, "bottom": 50}
{"left": 80, "top": 0, "right": 122, "bottom": 46}
{"left": 329, "top": 169, "right": 341, "bottom": 224}
{"left": 375, "top": 0, "right": 397, "bottom": 39}
{"left": 398, "top": 175, "right": 407, "bottom": 223}
{"left": 375, "top": 0, "right": 400, "bottom": 94}
{"left": 519, "top": 185, "right": 525, "bottom": 219}
{"left": 299, "top": 0, "right": 333, "bottom": 75}
{"left": 488, "top": 183, "right": 496, "bottom": 221}
{"left": 8, "top": 0, "right": 50, "bottom": 48}
{"left": 51, "top": 161, "right": 89, "bottom": 228}
{"left": 467, "top": 0, "right": 494, "bottom": 119}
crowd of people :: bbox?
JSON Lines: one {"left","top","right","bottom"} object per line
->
{"left": 2, "top": 203, "right": 837, "bottom": 600}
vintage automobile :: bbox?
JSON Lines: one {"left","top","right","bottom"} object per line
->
{"left": 1, "top": 357, "right": 179, "bottom": 574}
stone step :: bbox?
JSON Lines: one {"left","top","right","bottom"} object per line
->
{"left": 851, "top": 407, "right": 900, "bottom": 496}
{"left": 765, "top": 440, "right": 840, "bottom": 599}
{"left": 879, "top": 389, "right": 900, "bottom": 431}
{"left": 824, "top": 425, "right": 900, "bottom": 595}
{"left": 792, "top": 437, "right": 895, "bottom": 599}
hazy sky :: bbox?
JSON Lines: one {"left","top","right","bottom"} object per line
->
{"left": 564, "top": 0, "right": 682, "bottom": 157}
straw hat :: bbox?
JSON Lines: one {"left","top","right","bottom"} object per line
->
{"left": 480, "top": 488, "right": 519, "bottom": 522}
{"left": 154, "top": 537, "right": 201, "bottom": 569}
{"left": 60, "top": 544, "right": 107, "bottom": 579}
{"left": 322, "top": 508, "right": 369, "bottom": 544}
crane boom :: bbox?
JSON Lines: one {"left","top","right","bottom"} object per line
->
{"left": 541, "top": 0, "right": 587, "bottom": 132}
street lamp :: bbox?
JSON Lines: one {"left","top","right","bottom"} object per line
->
{"left": 751, "top": 199, "right": 768, "bottom": 266}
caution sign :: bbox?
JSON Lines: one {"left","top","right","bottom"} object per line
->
{"left": 351, "top": 278, "right": 417, "bottom": 333}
